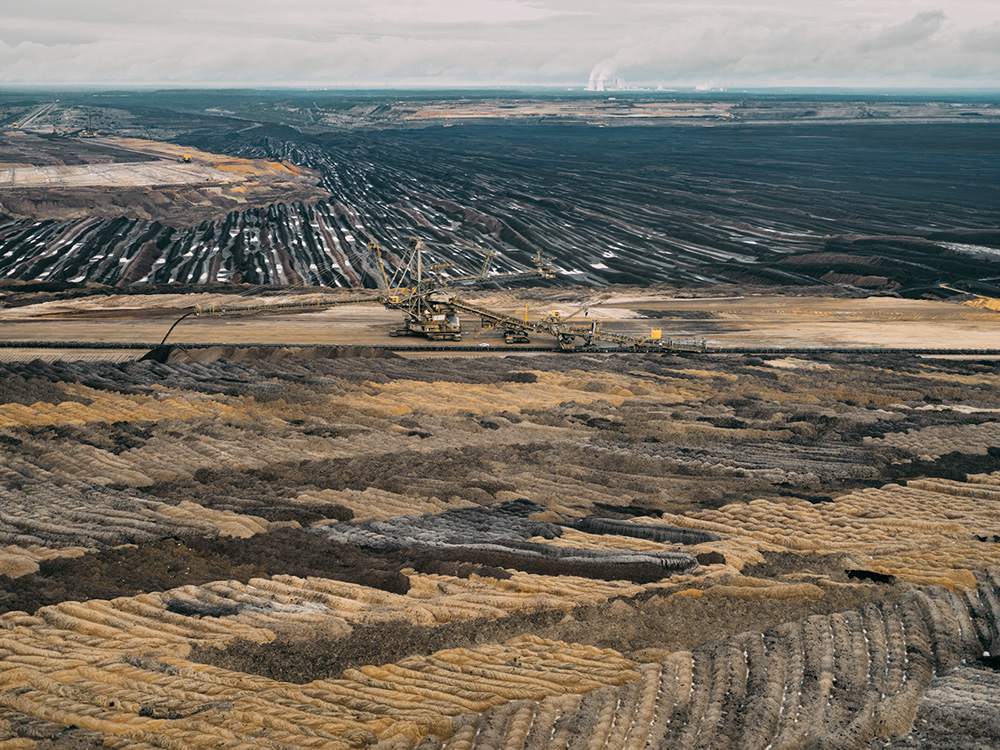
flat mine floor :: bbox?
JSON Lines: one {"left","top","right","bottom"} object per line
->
{"left": 0, "top": 290, "right": 998, "bottom": 351}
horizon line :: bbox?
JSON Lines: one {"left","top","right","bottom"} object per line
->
{"left": 3, "top": 83, "right": 1000, "bottom": 94}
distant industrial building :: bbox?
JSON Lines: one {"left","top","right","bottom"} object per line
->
{"left": 586, "top": 75, "right": 628, "bottom": 92}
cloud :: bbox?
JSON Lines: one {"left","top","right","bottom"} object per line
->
{"left": 583, "top": 8, "right": 1000, "bottom": 88}
{"left": 0, "top": 1, "right": 997, "bottom": 87}
{"left": 856, "top": 10, "right": 945, "bottom": 52}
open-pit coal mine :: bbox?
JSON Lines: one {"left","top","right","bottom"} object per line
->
{"left": 1, "top": 91, "right": 1000, "bottom": 749}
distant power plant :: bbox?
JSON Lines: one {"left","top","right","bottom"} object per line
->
{"left": 586, "top": 74, "right": 628, "bottom": 92}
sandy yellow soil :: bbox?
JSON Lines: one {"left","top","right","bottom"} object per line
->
{"left": 0, "top": 291, "right": 997, "bottom": 350}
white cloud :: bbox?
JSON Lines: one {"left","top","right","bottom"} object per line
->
{"left": 585, "top": 7, "right": 1000, "bottom": 88}
{"left": 0, "top": 1, "right": 997, "bottom": 87}
{"left": 856, "top": 10, "right": 945, "bottom": 53}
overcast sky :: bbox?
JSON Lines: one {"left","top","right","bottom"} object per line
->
{"left": 2, "top": 1, "right": 999, "bottom": 88}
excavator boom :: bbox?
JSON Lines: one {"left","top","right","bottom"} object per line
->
{"left": 163, "top": 237, "right": 699, "bottom": 352}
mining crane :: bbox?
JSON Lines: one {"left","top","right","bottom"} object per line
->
{"left": 367, "top": 237, "right": 556, "bottom": 341}
{"left": 163, "top": 237, "right": 702, "bottom": 352}
{"left": 163, "top": 237, "right": 548, "bottom": 345}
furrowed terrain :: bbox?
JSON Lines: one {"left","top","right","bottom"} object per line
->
{"left": 1, "top": 93, "right": 998, "bottom": 295}
{"left": 1, "top": 347, "right": 999, "bottom": 748}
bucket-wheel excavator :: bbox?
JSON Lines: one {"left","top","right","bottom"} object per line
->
{"left": 163, "top": 237, "right": 704, "bottom": 352}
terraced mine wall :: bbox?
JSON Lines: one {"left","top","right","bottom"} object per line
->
{"left": 1, "top": 348, "right": 1000, "bottom": 747}
{"left": 1, "top": 123, "right": 998, "bottom": 294}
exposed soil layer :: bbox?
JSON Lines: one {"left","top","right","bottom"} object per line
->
{"left": 0, "top": 709, "right": 105, "bottom": 750}
{"left": 0, "top": 131, "right": 329, "bottom": 226}
{"left": 0, "top": 504, "right": 704, "bottom": 616}
{"left": 0, "top": 527, "right": 412, "bottom": 614}
{"left": 1, "top": 340, "right": 999, "bottom": 749}
{"left": 436, "top": 576, "right": 1000, "bottom": 750}
{"left": 878, "top": 665, "right": 1000, "bottom": 749}
{"left": 190, "top": 575, "right": 900, "bottom": 683}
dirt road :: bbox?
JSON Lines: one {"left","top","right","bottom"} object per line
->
{"left": 1, "top": 292, "right": 997, "bottom": 352}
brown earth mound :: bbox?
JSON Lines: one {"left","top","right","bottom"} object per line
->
{"left": 0, "top": 133, "right": 329, "bottom": 226}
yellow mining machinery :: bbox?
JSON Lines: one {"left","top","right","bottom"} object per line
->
{"left": 375, "top": 238, "right": 555, "bottom": 342}
{"left": 446, "top": 298, "right": 699, "bottom": 351}
{"left": 163, "top": 237, "right": 703, "bottom": 352}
